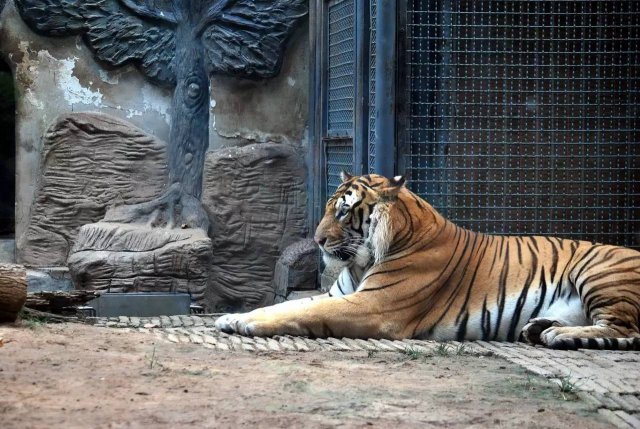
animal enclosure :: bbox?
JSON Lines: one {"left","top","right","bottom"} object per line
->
{"left": 311, "top": 0, "right": 640, "bottom": 249}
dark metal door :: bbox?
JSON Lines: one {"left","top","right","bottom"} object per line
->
{"left": 321, "top": 0, "right": 370, "bottom": 200}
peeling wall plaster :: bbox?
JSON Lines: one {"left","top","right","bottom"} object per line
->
{"left": 142, "top": 85, "right": 171, "bottom": 126}
{"left": 56, "top": 56, "right": 104, "bottom": 107}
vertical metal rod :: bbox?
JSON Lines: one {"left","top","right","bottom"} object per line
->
{"left": 354, "top": 0, "right": 368, "bottom": 176}
{"left": 307, "top": 0, "right": 323, "bottom": 232}
{"left": 435, "top": 0, "right": 451, "bottom": 199}
{"left": 374, "top": 0, "right": 396, "bottom": 177}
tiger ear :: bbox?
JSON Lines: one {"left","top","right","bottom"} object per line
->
{"left": 378, "top": 175, "right": 406, "bottom": 199}
{"left": 340, "top": 171, "right": 353, "bottom": 182}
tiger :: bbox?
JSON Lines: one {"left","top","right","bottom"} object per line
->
{"left": 216, "top": 173, "right": 640, "bottom": 350}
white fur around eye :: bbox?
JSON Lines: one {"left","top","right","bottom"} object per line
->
{"left": 335, "top": 192, "right": 359, "bottom": 217}
{"left": 334, "top": 200, "right": 348, "bottom": 218}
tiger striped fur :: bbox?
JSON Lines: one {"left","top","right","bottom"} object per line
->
{"left": 216, "top": 173, "right": 640, "bottom": 350}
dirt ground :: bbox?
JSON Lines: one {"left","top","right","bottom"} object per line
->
{"left": 0, "top": 323, "right": 612, "bottom": 429}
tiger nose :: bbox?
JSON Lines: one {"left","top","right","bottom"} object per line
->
{"left": 314, "top": 235, "right": 327, "bottom": 247}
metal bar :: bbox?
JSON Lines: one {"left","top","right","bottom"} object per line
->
{"left": 320, "top": 0, "right": 330, "bottom": 204}
{"left": 395, "top": 0, "right": 409, "bottom": 178}
{"left": 367, "top": 0, "right": 377, "bottom": 173}
{"left": 306, "top": 0, "right": 323, "bottom": 233}
{"left": 374, "top": 0, "right": 396, "bottom": 177}
{"left": 353, "top": 0, "right": 368, "bottom": 175}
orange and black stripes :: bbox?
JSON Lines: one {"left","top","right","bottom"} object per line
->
{"left": 310, "top": 174, "right": 640, "bottom": 349}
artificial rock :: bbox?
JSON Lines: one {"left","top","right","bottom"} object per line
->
{"left": 17, "top": 113, "right": 167, "bottom": 267}
{"left": 202, "top": 142, "right": 307, "bottom": 312}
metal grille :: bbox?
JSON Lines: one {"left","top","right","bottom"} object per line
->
{"left": 327, "top": 0, "right": 356, "bottom": 135}
{"left": 326, "top": 140, "right": 354, "bottom": 195}
{"left": 326, "top": 0, "right": 355, "bottom": 197}
{"left": 406, "top": 0, "right": 640, "bottom": 248}
{"left": 368, "top": 0, "right": 377, "bottom": 172}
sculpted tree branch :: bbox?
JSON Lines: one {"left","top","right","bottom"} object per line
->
{"left": 119, "top": 0, "right": 181, "bottom": 24}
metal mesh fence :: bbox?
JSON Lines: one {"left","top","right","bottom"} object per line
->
{"left": 326, "top": 140, "right": 354, "bottom": 195}
{"left": 327, "top": 0, "right": 356, "bottom": 135}
{"left": 326, "top": 0, "right": 356, "bottom": 196}
{"left": 406, "top": 0, "right": 640, "bottom": 248}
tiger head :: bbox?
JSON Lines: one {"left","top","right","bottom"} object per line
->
{"left": 314, "top": 172, "right": 407, "bottom": 269}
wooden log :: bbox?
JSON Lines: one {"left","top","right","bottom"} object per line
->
{"left": 0, "top": 263, "right": 27, "bottom": 322}
{"left": 24, "top": 290, "right": 100, "bottom": 314}
{"left": 20, "top": 307, "right": 79, "bottom": 323}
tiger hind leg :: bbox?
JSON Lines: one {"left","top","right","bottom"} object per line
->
{"left": 540, "top": 324, "right": 640, "bottom": 350}
{"left": 551, "top": 245, "right": 640, "bottom": 350}
{"left": 520, "top": 295, "right": 640, "bottom": 350}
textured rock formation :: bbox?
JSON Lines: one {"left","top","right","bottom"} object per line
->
{"left": 0, "top": 263, "right": 27, "bottom": 322}
{"left": 18, "top": 113, "right": 168, "bottom": 267}
{"left": 67, "top": 223, "right": 212, "bottom": 303}
{"left": 273, "top": 239, "right": 319, "bottom": 303}
{"left": 202, "top": 143, "right": 307, "bottom": 312}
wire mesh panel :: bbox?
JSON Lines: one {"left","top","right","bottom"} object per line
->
{"left": 406, "top": 0, "right": 640, "bottom": 248}
{"left": 326, "top": 139, "right": 354, "bottom": 195}
{"left": 327, "top": 0, "right": 356, "bottom": 136}
{"left": 325, "top": 0, "right": 356, "bottom": 196}
{"left": 368, "top": 0, "right": 377, "bottom": 172}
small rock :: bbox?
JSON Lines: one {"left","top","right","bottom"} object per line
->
{"left": 170, "top": 315, "right": 183, "bottom": 327}
{"left": 273, "top": 239, "right": 319, "bottom": 303}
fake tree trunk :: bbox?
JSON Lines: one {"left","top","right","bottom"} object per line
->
{"left": 170, "top": 21, "right": 209, "bottom": 199}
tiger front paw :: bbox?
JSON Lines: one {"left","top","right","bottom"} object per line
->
{"left": 215, "top": 313, "right": 260, "bottom": 336}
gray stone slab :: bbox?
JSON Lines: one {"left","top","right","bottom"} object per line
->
{"left": 598, "top": 409, "right": 632, "bottom": 429}
{"left": 0, "top": 239, "right": 15, "bottom": 263}
{"left": 273, "top": 239, "right": 318, "bottom": 303}
{"left": 614, "top": 410, "right": 640, "bottom": 428}
{"left": 27, "top": 267, "right": 74, "bottom": 292}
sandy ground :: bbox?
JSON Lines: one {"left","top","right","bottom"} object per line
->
{"left": 0, "top": 322, "right": 612, "bottom": 429}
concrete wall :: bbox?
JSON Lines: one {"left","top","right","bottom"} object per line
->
{"left": 0, "top": 0, "right": 309, "bottom": 267}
